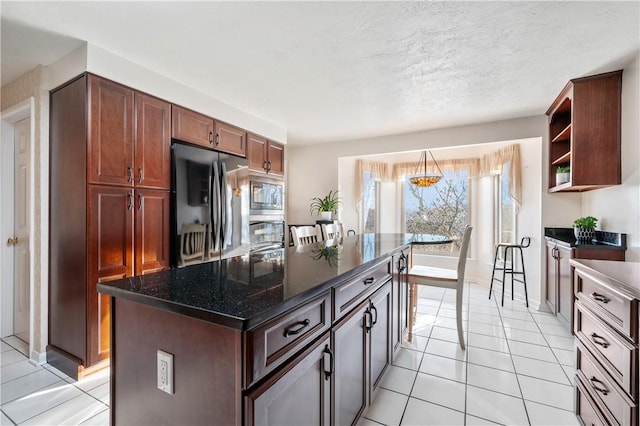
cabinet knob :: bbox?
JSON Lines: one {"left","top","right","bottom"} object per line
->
{"left": 6, "top": 237, "right": 20, "bottom": 246}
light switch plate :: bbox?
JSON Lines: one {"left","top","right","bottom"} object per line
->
{"left": 157, "top": 350, "right": 174, "bottom": 395}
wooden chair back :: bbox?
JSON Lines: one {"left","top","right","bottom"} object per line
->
{"left": 291, "top": 225, "right": 323, "bottom": 246}
{"left": 180, "top": 223, "right": 207, "bottom": 265}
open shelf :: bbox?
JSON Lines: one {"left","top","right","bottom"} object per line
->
{"left": 552, "top": 151, "right": 571, "bottom": 165}
{"left": 552, "top": 124, "right": 571, "bottom": 143}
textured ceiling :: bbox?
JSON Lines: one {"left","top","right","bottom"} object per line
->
{"left": 2, "top": 2, "right": 639, "bottom": 145}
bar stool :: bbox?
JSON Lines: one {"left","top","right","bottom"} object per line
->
{"left": 489, "top": 237, "right": 531, "bottom": 307}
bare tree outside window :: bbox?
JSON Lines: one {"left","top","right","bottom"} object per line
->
{"left": 404, "top": 171, "right": 470, "bottom": 255}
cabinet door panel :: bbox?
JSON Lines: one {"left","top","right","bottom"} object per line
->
{"left": 333, "top": 301, "right": 368, "bottom": 426}
{"left": 88, "top": 185, "right": 134, "bottom": 365}
{"left": 369, "top": 281, "right": 391, "bottom": 394}
{"left": 215, "top": 121, "right": 246, "bottom": 157}
{"left": 247, "top": 133, "right": 267, "bottom": 172}
{"left": 88, "top": 75, "right": 134, "bottom": 186}
{"left": 546, "top": 242, "right": 558, "bottom": 314}
{"left": 171, "top": 105, "right": 214, "bottom": 148}
{"left": 266, "top": 141, "right": 285, "bottom": 176}
{"left": 557, "top": 245, "right": 573, "bottom": 325}
{"left": 135, "top": 93, "right": 171, "bottom": 189}
{"left": 135, "top": 189, "right": 170, "bottom": 275}
{"left": 246, "top": 335, "right": 331, "bottom": 426}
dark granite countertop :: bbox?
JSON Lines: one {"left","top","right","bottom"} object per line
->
{"left": 544, "top": 227, "right": 627, "bottom": 250}
{"left": 98, "top": 233, "right": 425, "bottom": 331}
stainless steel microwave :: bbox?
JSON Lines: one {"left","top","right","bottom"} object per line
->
{"left": 249, "top": 176, "right": 284, "bottom": 216}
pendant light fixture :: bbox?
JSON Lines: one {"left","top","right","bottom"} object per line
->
{"left": 409, "top": 150, "right": 444, "bottom": 187}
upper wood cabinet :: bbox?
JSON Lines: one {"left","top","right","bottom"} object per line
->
{"left": 248, "top": 133, "right": 285, "bottom": 175}
{"left": 171, "top": 105, "right": 214, "bottom": 148}
{"left": 546, "top": 70, "right": 622, "bottom": 192}
{"left": 88, "top": 75, "right": 134, "bottom": 186}
{"left": 88, "top": 75, "right": 170, "bottom": 189}
{"left": 135, "top": 94, "right": 171, "bottom": 190}
{"left": 214, "top": 121, "right": 246, "bottom": 157}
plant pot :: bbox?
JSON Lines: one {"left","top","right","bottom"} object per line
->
{"left": 556, "top": 172, "right": 570, "bottom": 186}
{"left": 574, "top": 226, "right": 594, "bottom": 242}
{"left": 319, "top": 211, "right": 332, "bottom": 221}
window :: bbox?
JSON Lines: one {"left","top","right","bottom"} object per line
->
{"left": 403, "top": 170, "right": 470, "bottom": 255}
{"left": 361, "top": 172, "right": 378, "bottom": 233}
{"left": 497, "top": 162, "right": 516, "bottom": 244}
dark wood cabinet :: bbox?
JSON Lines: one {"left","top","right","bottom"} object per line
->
{"left": 135, "top": 93, "right": 171, "bottom": 190}
{"left": 171, "top": 105, "right": 214, "bottom": 148}
{"left": 88, "top": 74, "right": 134, "bottom": 186}
{"left": 546, "top": 238, "right": 626, "bottom": 330}
{"left": 49, "top": 73, "right": 171, "bottom": 378}
{"left": 546, "top": 242, "right": 573, "bottom": 326}
{"left": 88, "top": 185, "right": 134, "bottom": 365}
{"left": 247, "top": 133, "right": 285, "bottom": 175}
{"left": 215, "top": 120, "right": 246, "bottom": 157}
{"left": 134, "top": 189, "right": 170, "bottom": 275}
{"left": 245, "top": 334, "right": 332, "bottom": 426}
{"left": 391, "top": 249, "right": 409, "bottom": 356}
{"left": 546, "top": 70, "right": 622, "bottom": 192}
{"left": 332, "top": 281, "right": 391, "bottom": 425}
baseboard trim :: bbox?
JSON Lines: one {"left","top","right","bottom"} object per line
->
{"left": 29, "top": 349, "right": 47, "bottom": 366}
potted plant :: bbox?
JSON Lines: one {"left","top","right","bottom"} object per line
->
{"left": 573, "top": 216, "right": 598, "bottom": 242}
{"left": 556, "top": 165, "right": 570, "bottom": 186}
{"left": 310, "top": 190, "right": 341, "bottom": 220}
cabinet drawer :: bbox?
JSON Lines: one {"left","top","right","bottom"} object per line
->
{"left": 246, "top": 291, "right": 331, "bottom": 386}
{"left": 575, "top": 300, "right": 638, "bottom": 398}
{"left": 577, "top": 343, "right": 637, "bottom": 426}
{"left": 575, "top": 268, "right": 638, "bottom": 343}
{"left": 333, "top": 259, "right": 391, "bottom": 321}
{"left": 576, "top": 374, "right": 614, "bottom": 426}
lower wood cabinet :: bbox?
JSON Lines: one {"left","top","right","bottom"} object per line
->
{"left": 333, "top": 280, "right": 391, "bottom": 426}
{"left": 245, "top": 334, "right": 332, "bottom": 426}
{"left": 546, "top": 241, "right": 573, "bottom": 325}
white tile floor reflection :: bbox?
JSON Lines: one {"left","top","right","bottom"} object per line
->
{"left": 360, "top": 283, "right": 580, "bottom": 426}
{"left": 0, "top": 336, "right": 108, "bottom": 425}
{"left": 1, "top": 282, "right": 579, "bottom": 425}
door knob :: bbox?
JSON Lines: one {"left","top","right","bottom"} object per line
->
{"left": 7, "top": 237, "right": 19, "bottom": 246}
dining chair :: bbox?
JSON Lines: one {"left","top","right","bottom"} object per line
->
{"left": 291, "top": 225, "right": 323, "bottom": 246}
{"left": 321, "top": 221, "right": 343, "bottom": 240}
{"left": 408, "top": 225, "right": 473, "bottom": 349}
{"left": 180, "top": 223, "right": 207, "bottom": 265}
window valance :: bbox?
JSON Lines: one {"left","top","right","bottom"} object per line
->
{"left": 391, "top": 158, "right": 480, "bottom": 180}
{"left": 480, "top": 144, "right": 522, "bottom": 209}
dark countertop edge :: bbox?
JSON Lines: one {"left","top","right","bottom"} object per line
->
{"left": 98, "top": 247, "right": 405, "bottom": 332}
{"left": 569, "top": 258, "right": 640, "bottom": 300}
{"left": 544, "top": 236, "right": 625, "bottom": 250}
{"left": 544, "top": 227, "right": 626, "bottom": 250}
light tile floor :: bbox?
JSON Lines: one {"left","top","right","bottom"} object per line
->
{"left": 360, "top": 283, "right": 580, "bottom": 426}
{"left": 0, "top": 283, "right": 580, "bottom": 425}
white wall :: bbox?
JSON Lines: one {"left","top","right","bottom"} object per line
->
{"left": 582, "top": 54, "right": 640, "bottom": 261}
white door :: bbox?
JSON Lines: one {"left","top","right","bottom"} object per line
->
{"left": 12, "top": 117, "right": 30, "bottom": 344}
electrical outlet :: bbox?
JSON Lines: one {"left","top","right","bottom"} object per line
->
{"left": 157, "top": 350, "right": 174, "bottom": 395}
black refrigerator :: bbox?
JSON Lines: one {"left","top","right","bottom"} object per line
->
{"left": 171, "top": 142, "right": 250, "bottom": 267}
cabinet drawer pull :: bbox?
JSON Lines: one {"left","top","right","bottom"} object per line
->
{"left": 263, "top": 161, "right": 268, "bottom": 170}
{"left": 138, "top": 166, "right": 143, "bottom": 184}
{"left": 364, "top": 309, "right": 373, "bottom": 333}
{"left": 322, "top": 344, "right": 334, "bottom": 380}
{"left": 283, "top": 319, "right": 310, "bottom": 338}
{"left": 591, "top": 292, "right": 610, "bottom": 304}
{"left": 127, "top": 193, "right": 133, "bottom": 210}
{"left": 209, "top": 131, "right": 213, "bottom": 144}
{"left": 370, "top": 303, "right": 378, "bottom": 326}
{"left": 127, "top": 165, "right": 133, "bottom": 183}
{"left": 363, "top": 277, "right": 375, "bottom": 285}
{"left": 137, "top": 193, "right": 143, "bottom": 211}
{"left": 589, "top": 376, "right": 610, "bottom": 396}
{"left": 215, "top": 134, "right": 220, "bottom": 145}
{"left": 590, "top": 333, "right": 610, "bottom": 349}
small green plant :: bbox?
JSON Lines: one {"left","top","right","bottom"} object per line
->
{"left": 573, "top": 216, "right": 598, "bottom": 230}
{"left": 310, "top": 190, "right": 341, "bottom": 215}
{"left": 556, "top": 165, "right": 570, "bottom": 173}
{"left": 312, "top": 245, "right": 340, "bottom": 267}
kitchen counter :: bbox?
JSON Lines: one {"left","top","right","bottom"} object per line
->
{"left": 98, "top": 233, "right": 417, "bottom": 330}
{"left": 545, "top": 227, "right": 627, "bottom": 250}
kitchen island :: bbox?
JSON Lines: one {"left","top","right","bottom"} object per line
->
{"left": 98, "top": 233, "right": 426, "bottom": 425}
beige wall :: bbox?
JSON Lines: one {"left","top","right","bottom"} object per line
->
{"left": 1, "top": 65, "right": 50, "bottom": 360}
